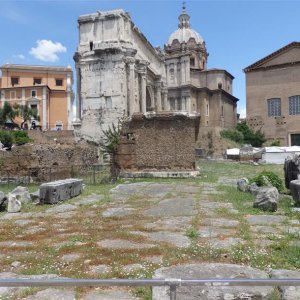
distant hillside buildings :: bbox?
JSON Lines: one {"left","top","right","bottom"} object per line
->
{"left": 245, "top": 42, "right": 300, "bottom": 146}
{"left": 0, "top": 64, "right": 74, "bottom": 130}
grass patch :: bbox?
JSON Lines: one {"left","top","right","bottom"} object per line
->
{"left": 0, "top": 159, "right": 299, "bottom": 295}
{"left": 134, "top": 287, "right": 152, "bottom": 300}
{"left": 185, "top": 227, "right": 199, "bottom": 239}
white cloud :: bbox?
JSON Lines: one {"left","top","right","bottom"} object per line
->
{"left": 238, "top": 107, "right": 246, "bottom": 119}
{"left": 14, "top": 54, "right": 25, "bottom": 60}
{"left": 30, "top": 40, "right": 67, "bottom": 62}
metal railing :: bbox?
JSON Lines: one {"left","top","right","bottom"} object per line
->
{"left": 0, "top": 163, "right": 111, "bottom": 186}
{"left": 1, "top": 278, "right": 300, "bottom": 300}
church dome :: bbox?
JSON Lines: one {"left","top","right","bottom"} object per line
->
{"left": 167, "top": 27, "right": 204, "bottom": 45}
{"left": 167, "top": 3, "right": 204, "bottom": 46}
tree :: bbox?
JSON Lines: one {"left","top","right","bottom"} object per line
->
{"left": 13, "top": 103, "right": 39, "bottom": 129}
{"left": 236, "top": 122, "right": 266, "bottom": 147}
{"left": 0, "top": 102, "right": 18, "bottom": 127}
{"left": 101, "top": 116, "right": 127, "bottom": 181}
{"left": 221, "top": 122, "right": 266, "bottom": 147}
{"left": 220, "top": 128, "right": 244, "bottom": 144}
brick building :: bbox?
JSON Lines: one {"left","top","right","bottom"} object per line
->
{"left": 244, "top": 42, "right": 300, "bottom": 146}
{"left": 0, "top": 64, "right": 74, "bottom": 130}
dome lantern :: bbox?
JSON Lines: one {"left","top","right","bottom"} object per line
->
{"left": 167, "top": 2, "right": 204, "bottom": 46}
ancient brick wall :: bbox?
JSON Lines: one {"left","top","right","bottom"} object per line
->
{"left": 115, "top": 113, "right": 200, "bottom": 171}
{"left": 27, "top": 130, "right": 75, "bottom": 144}
{"left": 0, "top": 143, "right": 98, "bottom": 180}
{"left": 196, "top": 126, "right": 238, "bottom": 158}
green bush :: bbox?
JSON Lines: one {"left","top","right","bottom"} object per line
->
{"left": 220, "top": 128, "right": 244, "bottom": 143}
{"left": 236, "top": 122, "right": 266, "bottom": 147}
{"left": 220, "top": 122, "right": 266, "bottom": 147}
{"left": 0, "top": 131, "right": 14, "bottom": 147}
{"left": 13, "top": 131, "right": 30, "bottom": 145}
{"left": 271, "top": 139, "right": 280, "bottom": 146}
{"left": 250, "top": 171, "right": 284, "bottom": 192}
{"left": 0, "top": 130, "right": 30, "bottom": 147}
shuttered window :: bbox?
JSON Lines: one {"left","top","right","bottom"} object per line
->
{"left": 289, "top": 95, "right": 300, "bottom": 115}
{"left": 267, "top": 98, "right": 281, "bottom": 117}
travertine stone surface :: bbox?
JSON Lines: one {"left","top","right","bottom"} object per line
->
{"left": 74, "top": 9, "right": 166, "bottom": 144}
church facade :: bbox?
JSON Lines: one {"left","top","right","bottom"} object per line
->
{"left": 73, "top": 5, "right": 238, "bottom": 144}
{"left": 164, "top": 5, "right": 238, "bottom": 129}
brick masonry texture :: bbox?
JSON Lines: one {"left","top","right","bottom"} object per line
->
{"left": 115, "top": 113, "right": 200, "bottom": 171}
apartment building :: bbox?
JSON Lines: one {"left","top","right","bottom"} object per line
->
{"left": 0, "top": 64, "right": 73, "bottom": 130}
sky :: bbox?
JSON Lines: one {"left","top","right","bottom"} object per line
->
{"left": 1, "top": 0, "right": 300, "bottom": 118}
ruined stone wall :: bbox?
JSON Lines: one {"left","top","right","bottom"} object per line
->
{"left": 196, "top": 126, "right": 238, "bottom": 158}
{"left": 115, "top": 113, "right": 199, "bottom": 171}
{"left": 28, "top": 130, "right": 75, "bottom": 144}
{"left": 0, "top": 143, "right": 98, "bottom": 180}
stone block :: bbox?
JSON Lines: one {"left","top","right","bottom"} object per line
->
{"left": 10, "top": 186, "right": 31, "bottom": 204}
{"left": 253, "top": 186, "right": 278, "bottom": 212}
{"left": 0, "top": 191, "right": 7, "bottom": 210}
{"left": 237, "top": 178, "right": 249, "bottom": 192}
{"left": 153, "top": 263, "right": 273, "bottom": 300}
{"left": 289, "top": 179, "right": 300, "bottom": 207}
{"left": 284, "top": 154, "right": 300, "bottom": 189}
{"left": 7, "top": 193, "right": 21, "bottom": 213}
{"left": 39, "top": 179, "right": 83, "bottom": 204}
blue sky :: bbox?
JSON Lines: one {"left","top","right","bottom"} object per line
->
{"left": 1, "top": 0, "right": 300, "bottom": 117}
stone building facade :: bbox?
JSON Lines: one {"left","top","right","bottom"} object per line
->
{"left": 245, "top": 42, "right": 300, "bottom": 146}
{"left": 164, "top": 6, "right": 238, "bottom": 129}
{"left": 74, "top": 5, "right": 238, "bottom": 144}
{"left": 0, "top": 64, "right": 73, "bottom": 130}
{"left": 73, "top": 10, "right": 166, "bottom": 143}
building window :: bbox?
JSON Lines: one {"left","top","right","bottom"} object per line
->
{"left": 169, "top": 64, "right": 175, "bottom": 83}
{"left": 267, "top": 98, "right": 281, "bottom": 117}
{"left": 10, "top": 91, "right": 16, "bottom": 99}
{"left": 11, "top": 77, "right": 19, "bottom": 86}
{"left": 169, "top": 98, "right": 176, "bottom": 110}
{"left": 33, "top": 78, "right": 42, "bottom": 85}
{"left": 30, "top": 104, "right": 37, "bottom": 110}
{"left": 291, "top": 133, "right": 300, "bottom": 146}
{"left": 182, "top": 97, "right": 186, "bottom": 111}
{"left": 105, "top": 96, "right": 112, "bottom": 109}
{"left": 289, "top": 95, "right": 300, "bottom": 115}
{"left": 177, "top": 97, "right": 182, "bottom": 110}
{"left": 190, "top": 57, "right": 195, "bottom": 67}
{"left": 55, "top": 120, "right": 63, "bottom": 131}
{"left": 206, "top": 102, "right": 209, "bottom": 116}
{"left": 31, "top": 90, "right": 37, "bottom": 98}
{"left": 221, "top": 105, "right": 224, "bottom": 117}
{"left": 55, "top": 79, "right": 63, "bottom": 86}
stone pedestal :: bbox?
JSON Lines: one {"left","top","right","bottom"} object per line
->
{"left": 284, "top": 154, "right": 300, "bottom": 189}
{"left": 290, "top": 179, "right": 300, "bottom": 207}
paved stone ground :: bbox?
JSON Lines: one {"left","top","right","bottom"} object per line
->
{"left": 0, "top": 179, "right": 300, "bottom": 299}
